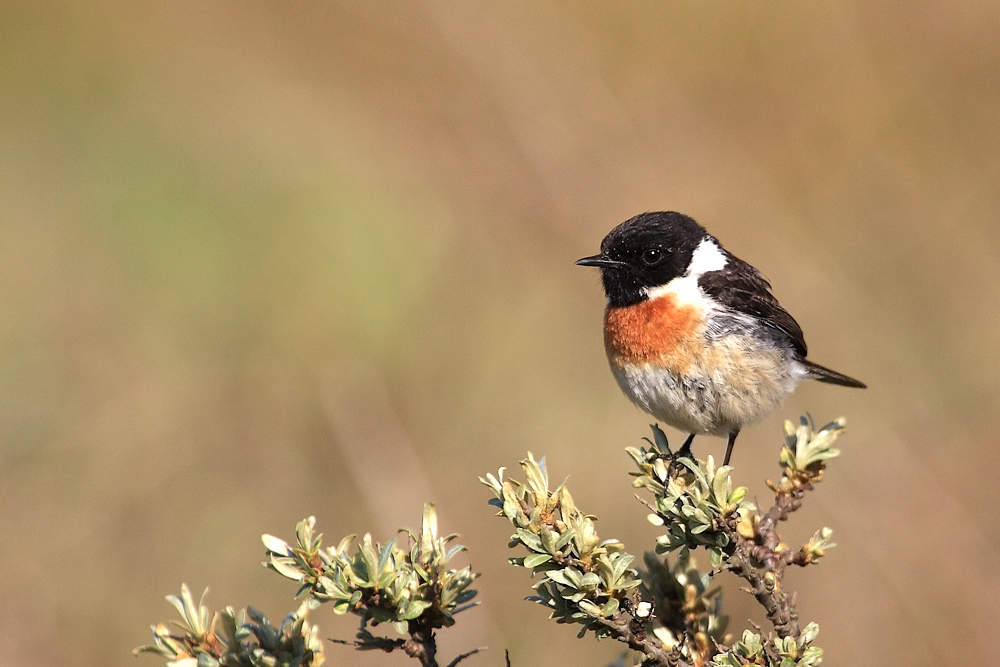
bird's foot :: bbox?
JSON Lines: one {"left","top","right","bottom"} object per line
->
{"left": 674, "top": 433, "right": 696, "bottom": 460}
{"left": 662, "top": 434, "right": 697, "bottom": 477}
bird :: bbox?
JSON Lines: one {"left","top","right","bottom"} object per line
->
{"left": 576, "top": 211, "right": 865, "bottom": 465}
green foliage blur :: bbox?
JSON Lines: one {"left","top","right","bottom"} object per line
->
{"left": 2, "top": 2, "right": 999, "bottom": 666}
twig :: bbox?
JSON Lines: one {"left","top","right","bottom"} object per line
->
{"left": 445, "top": 647, "right": 487, "bottom": 667}
{"left": 402, "top": 618, "right": 438, "bottom": 667}
{"left": 719, "top": 481, "right": 819, "bottom": 639}
{"left": 591, "top": 610, "right": 672, "bottom": 664}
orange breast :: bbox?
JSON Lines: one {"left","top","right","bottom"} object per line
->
{"left": 604, "top": 294, "right": 703, "bottom": 370}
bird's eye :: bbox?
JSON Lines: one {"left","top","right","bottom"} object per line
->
{"left": 642, "top": 248, "right": 665, "bottom": 266}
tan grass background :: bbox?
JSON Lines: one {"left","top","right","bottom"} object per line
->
{"left": 2, "top": 2, "right": 999, "bottom": 665}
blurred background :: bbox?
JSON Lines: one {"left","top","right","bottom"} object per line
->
{"left": 3, "top": 1, "right": 999, "bottom": 665}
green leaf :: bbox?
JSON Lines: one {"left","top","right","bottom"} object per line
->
{"left": 555, "top": 529, "right": 576, "bottom": 551}
{"left": 650, "top": 424, "right": 670, "bottom": 452}
{"left": 268, "top": 557, "right": 305, "bottom": 581}
{"left": 653, "top": 458, "right": 669, "bottom": 483}
{"left": 516, "top": 528, "right": 544, "bottom": 552}
{"left": 561, "top": 567, "right": 584, "bottom": 587}
{"left": 540, "top": 527, "right": 559, "bottom": 554}
{"left": 800, "top": 621, "right": 820, "bottom": 645}
{"left": 712, "top": 468, "right": 731, "bottom": 504}
{"left": 445, "top": 544, "right": 467, "bottom": 562}
{"left": 524, "top": 553, "right": 552, "bottom": 568}
{"left": 261, "top": 534, "right": 291, "bottom": 556}
{"left": 335, "top": 534, "right": 356, "bottom": 556}
{"left": 522, "top": 453, "right": 549, "bottom": 495}
{"left": 377, "top": 538, "right": 396, "bottom": 574}
{"left": 402, "top": 600, "right": 430, "bottom": 620}
{"left": 610, "top": 553, "right": 634, "bottom": 583}
{"left": 577, "top": 599, "right": 602, "bottom": 617}
{"left": 545, "top": 569, "right": 572, "bottom": 586}
{"left": 601, "top": 598, "right": 620, "bottom": 617}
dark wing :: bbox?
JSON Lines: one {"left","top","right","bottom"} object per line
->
{"left": 698, "top": 252, "right": 808, "bottom": 357}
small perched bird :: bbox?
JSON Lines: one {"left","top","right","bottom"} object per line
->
{"left": 576, "top": 211, "right": 865, "bottom": 465}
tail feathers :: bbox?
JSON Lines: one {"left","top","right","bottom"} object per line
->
{"left": 800, "top": 359, "right": 867, "bottom": 389}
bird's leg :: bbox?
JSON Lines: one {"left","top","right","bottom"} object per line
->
{"left": 723, "top": 429, "right": 740, "bottom": 466}
{"left": 676, "top": 433, "right": 696, "bottom": 459}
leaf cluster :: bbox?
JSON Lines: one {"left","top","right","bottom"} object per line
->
{"left": 735, "top": 417, "right": 843, "bottom": 573}
{"left": 710, "top": 623, "right": 823, "bottom": 667}
{"left": 483, "top": 416, "right": 849, "bottom": 666}
{"left": 480, "top": 453, "right": 643, "bottom": 640}
{"left": 138, "top": 505, "right": 481, "bottom": 667}
{"left": 262, "top": 504, "right": 479, "bottom": 640}
{"left": 133, "top": 584, "right": 324, "bottom": 667}
{"left": 638, "top": 550, "right": 728, "bottom": 654}
{"left": 628, "top": 425, "right": 750, "bottom": 567}
{"left": 770, "top": 417, "right": 844, "bottom": 494}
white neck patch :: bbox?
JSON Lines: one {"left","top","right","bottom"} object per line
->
{"left": 685, "top": 236, "right": 727, "bottom": 277}
{"left": 642, "top": 236, "right": 727, "bottom": 306}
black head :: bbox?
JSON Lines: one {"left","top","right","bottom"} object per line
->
{"left": 576, "top": 211, "right": 709, "bottom": 307}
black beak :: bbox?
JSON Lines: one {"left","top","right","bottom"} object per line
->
{"left": 576, "top": 254, "right": 626, "bottom": 269}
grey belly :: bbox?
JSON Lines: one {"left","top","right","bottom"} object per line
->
{"left": 609, "top": 347, "right": 803, "bottom": 436}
